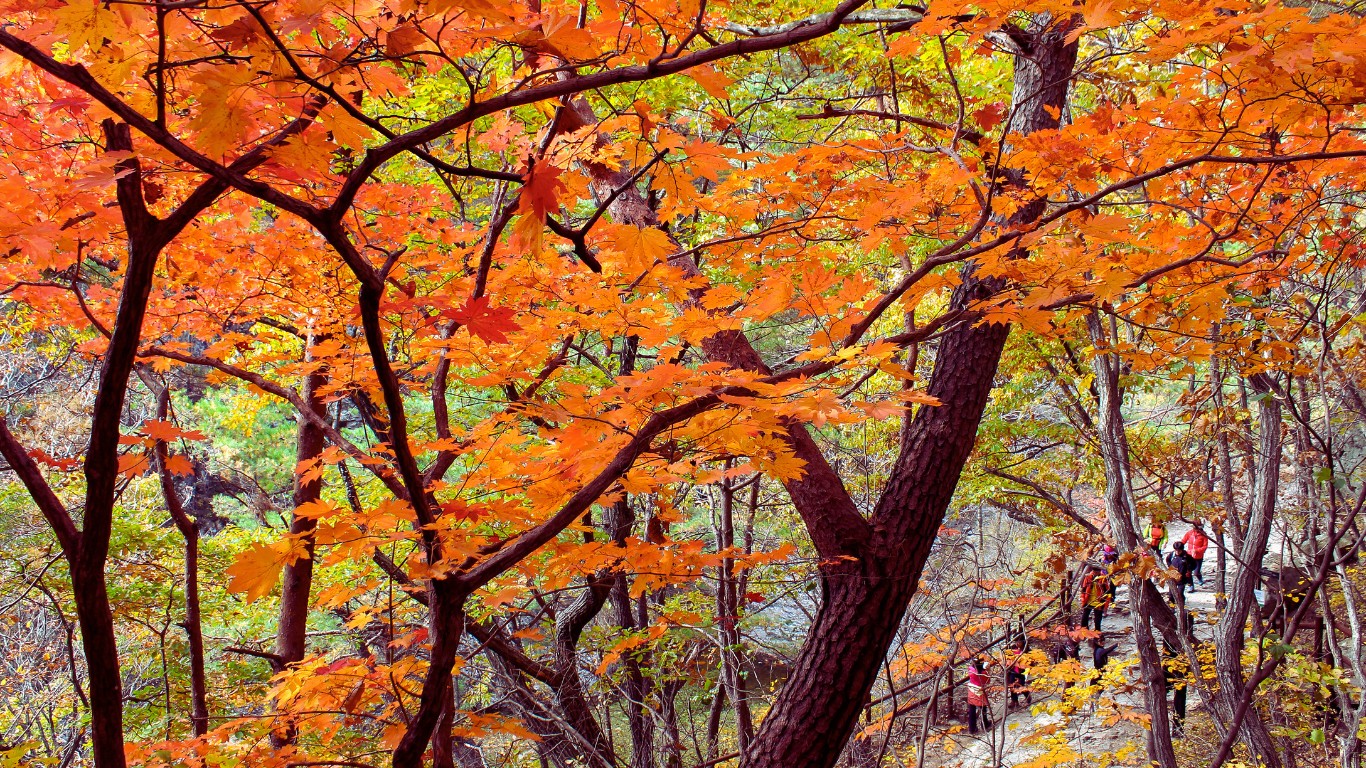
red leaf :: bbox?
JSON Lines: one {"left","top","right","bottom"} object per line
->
{"left": 165, "top": 453, "right": 195, "bottom": 476}
{"left": 444, "top": 296, "right": 521, "bottom": 344}
{"left": 140, "top": 419, "right": 207, "bottom": 442}
{"left": 518, "top": 163, "right": 566, "bottom": 220}
{"left": 972, "top": 102, "right": 1007, "bottom": 132}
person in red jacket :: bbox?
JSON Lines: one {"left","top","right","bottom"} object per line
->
{"left": 1180, "top": 523, "right": 1210, "bottom": 587}
{"left": 1079, "top": 565, "right": 1112, "bottom": 631}
{"left": 966, "top": 657, "right": 992, "bottom": 734}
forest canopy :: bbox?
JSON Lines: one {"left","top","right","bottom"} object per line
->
{"left": 2, "top": 0, "right": 1366, "bottom": 765}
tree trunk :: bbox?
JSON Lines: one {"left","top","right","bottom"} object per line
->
{"left": 392, "top": 582, "right": 469, "bottom": 768}
{"left": 550, "top": 510, "right": 619, "bottom": 768}
{"left": 613, "top": 573, "right": 657, "bottom": 768}
{"left": 740, "top": 15, "right": 1078, "bottom": 768}
{"left": 659, "top": 678, "right": 685, "bottom": 768}
{"left": 1212, "top": 350, "right": 1239, "bottom": 611}
{"left": 272, "top": 356, "right": 328, "bottom": 744}
{"left": 154, "top": 389, "right": 209, "bottom": 737}
{"left": 1209, "top": 375, "right": 1284, "bottom": 768}
{"left": 72, "top": 122, "right": 168, "bottom": 768}
{"left": 1086, "top": 310, "right": 1179, "bottom": 768}
{"left": 717, "top": 475, "right": 754, "bottom": 750}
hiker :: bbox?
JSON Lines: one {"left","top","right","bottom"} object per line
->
{"left": 1180, "top": 523, "right": 1210, "bottom": 586}
{"left": 1166, "top": 541, "right": 1197, "bottom": 595}
{"left": 1092, "top": 636, "right": 1120, "bottom": 670}
{"left": 1079, "top": 565, "right": 1112, "bottom": 631}
{"left": 1162, "top": 641, "right": 1189, "bottom": 736}
{"left": 1101, "top": 544, "right": 1120, "bottom": 601}
{"left": 966, "top": 657, "right": 992, "bottom": 734}
{"left": 1100, "top": 544, "right": 1118, "bottom": 566}
{"left": 1146, "top": 515, "right": 1168, "bottom": 556}
{"left": 1006, "top": 637, "right": 1032, "bottom": 708}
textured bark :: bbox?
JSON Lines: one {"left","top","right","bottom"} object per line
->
{"left": 612, "top": 573, "right": 657, "bottom": 768}
{"left": 658, "top": 677, "right": 685, "bottom": 768}
{"left": 742, "top": 274, "right": 1010, "bottom": 767}
{"left": 544, "top": 503, "right": 625, "bottom": 768}
{"left": 486, "top": 653, "right": 584, "bottom": 768}
{"left": 739, "top": 17, "right": 1078, "bottom": 768}
{"left": 1212, "top": 351, "right": 1243, "bottom": 601}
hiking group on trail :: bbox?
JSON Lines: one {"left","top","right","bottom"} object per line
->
{"left": 954, "top": 514, "right": 1210, "bottom": 742}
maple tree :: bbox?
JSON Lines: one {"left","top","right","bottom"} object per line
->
{"left": 3, "top": 0, "right": 1366, "bottom": 765}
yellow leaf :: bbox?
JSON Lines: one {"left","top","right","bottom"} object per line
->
{"left": 227, "top": 538, "right": 308, "bottom": 603}
{"left": 54, "top": 0, "right": 122, "bottom": 52}
{"left": 324, "top": 108, "right": 374, "bottom": 151}
{"left": 188, "top": 68, "right": 254, "bottom": 158}
{"left": 269, "top": 131, "right": 339, "bottom": 175}
{"left": 685, "top": 65, "right": 734, "bottom": 100}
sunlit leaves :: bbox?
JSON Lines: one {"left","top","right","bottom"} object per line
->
{"left": 53, "top": 0, "right": 121, "bottom": 53}
{"left": 226, "top": 537, "right": 312, "bottom": 603}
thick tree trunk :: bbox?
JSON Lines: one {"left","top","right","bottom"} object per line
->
{"left": 740, "top": 15, "right": 1077, "bottom": 768}
{"left": 745, "top": 273, "right": 1011, "bottom": 767}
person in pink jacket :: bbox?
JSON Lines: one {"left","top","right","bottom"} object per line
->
{"left": 966, "top": 657, "right": 992, "bottom": 734}
{"left": 1180, "top": 523, "right": 1210, "bottom": 587}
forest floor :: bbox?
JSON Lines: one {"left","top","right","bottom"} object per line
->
{"left": 929, "top": 530, "right": 1224, "bottom": 768}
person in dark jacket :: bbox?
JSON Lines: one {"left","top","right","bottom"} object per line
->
{"left": 1092, "top": 637, "right": 1120, "bottom": 670}
{"left": 1166, "top": 541, "right": 1197, "bottom": 595}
